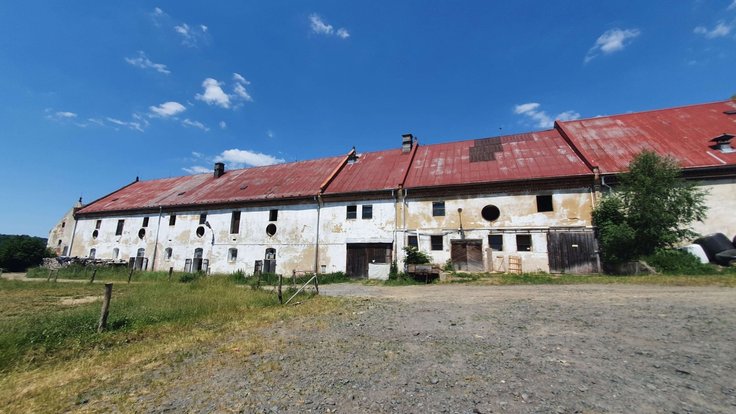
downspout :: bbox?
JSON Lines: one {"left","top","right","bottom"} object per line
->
{"left": 150, "top": 206, "right": 163, "bottom": 270}
{"left": 314, "top": 194, "right": 322, "bottom": 274}
{"left": 392, "top": 189, "right": 398, "bottom": 264}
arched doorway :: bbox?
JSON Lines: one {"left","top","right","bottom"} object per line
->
{"left": 193, "top": 248, "right": 204, "bottom": 272}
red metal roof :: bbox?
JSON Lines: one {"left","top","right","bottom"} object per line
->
{"left": 403, "top": 130, "right": 591, "bottom": 189}
{"left": 557, "top": 100, "right": 736, "bottom": 174}
{"left": 77, "top": 155, "right": 345, "bottom": 214}
{"left": 323, "top": 148, "right": 415, "bottom": 194}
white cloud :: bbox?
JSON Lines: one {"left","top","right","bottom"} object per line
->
{"left": 219, "top": 121, "right": 227, "bottom": 129}
{"left": 183, "top": 165, "right": 211, "bottom": 174}
{"left": 514, "top": 102, "right": 580, "bottom": 129}
{"left": 694, "top": 22, "right": 733, "bottom": 38}
{"left": 233, "top": 83, "right": 252, "bottom": 101}
{"left": 585, "top": 28, "right": 640, "bottom": 63}
{"left": 192, "top": 151, "right": 203, "bottom": 158}
{"left": 233, "top": 72, "right": 248, "bottom": 84}
{"left": 45, "top": 110, "right": 79, "bottom": 123}
{"left": 729, "top": 1, "right": 736, "bottom": 11}
{"left": 182, "top": 118, "right": 209, "bottom": 132}
{"left": 125, "top": 51, "right": 170, "bottom": 74}
{"left": 267, "top": 129, "right": 274, "bottom": 138}
{"left": 215, "top": 149, "right": 285, "bottom": 168}
{"left": 196, "top": 78, "right": 231, "bottom": 108}
{"left": 149, "top": 101, "right": 186, "bottom": 117}
{"left": 106, "top": 116, "right": 145, "bottom": 132}
{"left": 309, "top": 14, "right": 350, "bottom": 39}
{"left": 55, "top": 111, "right": 77, "bottom": 119}
{"left": 174, "top": 22, "right": 209, "bottom": 47}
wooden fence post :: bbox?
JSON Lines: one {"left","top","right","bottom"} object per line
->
{"left": 168, "top": 267, "right": 173, "bottom": 281}
{"left": 313, "top": 274, "right": 319, "bottom": 295}
{"left": 89, "top": 268, "right": 98, "bottom": 284}
{"left": 292, "top": 269, "right": 296, "bottom": 287}
{"left": 97, "top": 283, "right": 113, "bottom": 333}
{"left": 278, "top": 274, "right": 283, "bottom": 304}
{"left": 127, "top": 268, "right": 134, "bottom": 284}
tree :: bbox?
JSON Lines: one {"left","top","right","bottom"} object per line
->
{"left": 592, "top": 151, "right": 708, "bottom": 263}
{"left": 403, "top": 246, "right": 431, "bottom": 264}
{"left": 0, "top": 235, "right": 54, "bottom": 272}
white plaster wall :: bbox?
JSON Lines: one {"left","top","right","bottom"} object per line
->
{"left": 691, "top": 179, "right": 736, "bottom": 240}
{"left": 47, "top": 207, "right": 77, "bottom": 256}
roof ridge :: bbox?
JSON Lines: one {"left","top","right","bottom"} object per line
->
{"left": 558, "top": 99, "right": 733, "bottom": 125}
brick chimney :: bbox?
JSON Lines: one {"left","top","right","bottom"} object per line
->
{"left": 402, "top": 133, "right": 414, "bottom": 153}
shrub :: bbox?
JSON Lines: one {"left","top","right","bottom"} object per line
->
{"left": 642, "top": 249, "right": 718, "bottom": 274}
{"left": 404, "top": 246, "right": 431, "bottom": 265}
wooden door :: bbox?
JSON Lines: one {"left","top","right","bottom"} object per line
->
{"left": 547, "top": 231, "right": 598, "bottom": 274}
{"left": 451, "top": 239, "right": 483, "bottom": 271}
{"left": 346, "top": 243, "right": 392, "bottom": 278}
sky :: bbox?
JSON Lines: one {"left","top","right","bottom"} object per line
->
{"left": 1, "top": 1, "right": 735, "bottom": 238}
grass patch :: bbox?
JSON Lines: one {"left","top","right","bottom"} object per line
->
{"left": 239, "top": 271, "right": 352, "bottom": 287}
{"left": 26, "top": 265, "right": 184, "bottom": 282}
{"left": 442, "top": 271, "right": 736, "bottom": 287}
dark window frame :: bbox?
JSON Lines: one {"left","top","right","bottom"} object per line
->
{"left": 95, "top": 220, "right": 102, "bottom": 230}
{"left": 362, "top": 204, "right": 373, "bottom": 219}
{"left": 269, "top": 209, "right": 278, "bottom": 222}
{"left": 115, "top": 219, "right": 124, "bottom": 236}
{"left": 489, "top": 234, "right": 504, "bottom": 251}
{"left": 199, "top": 213, "right": 207, "bottom": 225}
{"left": 432, "top": 201, "right": 445, "bottom": 217}
{"left": 430, "top": 235, "right": 443, "bottom": 251}
{"left": 142, "top": 217, "right": 149, "bottom": 228}
{"left": 536, "top": 195, "right": 554, "bottom": 212}
{"left": 516, "top": 234, "right": 532, "bottom": 252}
{"left": 169, "top": 214, "right": 176, "bottom": 226}
{"left": 230, "top": 211, "right": 241, "bottom": 234}
{"left": 408, "top": 235, "right": 418, "bottom": 248}
{"left": 346, "top": 205, "right": 357, "bottom": 219}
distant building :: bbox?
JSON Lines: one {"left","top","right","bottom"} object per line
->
{"left": 49, "top": 100, "right": 736, "bottom": 276}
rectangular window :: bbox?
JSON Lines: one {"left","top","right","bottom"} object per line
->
{"left": 431, "top": 235, "right": 443, "bottom": 251}
{"left": 362, "top": 205, "right": 373, "bottom": 219}
{"left": 346, "top": 205, "right": 357, "bottom": 219}
{"left": 230, "top": 211, "right": 241, "bottom": 234}
{"left": 269, "top": 209, "right": 278, "bottom": 221}
{"left": 199, "top": 213, "right": 207, "bottom": 225}
{"left": 536, "top": 195, "right": 553, "bottom": 212}
{"left": 228, "top": 248, "right": 238, "bottom": 262}
{"left": 169, "top": 214, "right": 176, "bottom": 226}
{"left": 516, "top": 234, "right": 532, "bottom": 252}
{"left": 432, "top": 201, "right": 445, "bottom": 217}
{"left": 489, "top": 234, "right": 504, "bottom": 251}
{"left": 408, "top": 235, "right": 418, "bottom": 248}
{"left": 142, "top": 217, "right": 149, "bottom": 228}
{"left": 95, "top": 220, "right": 102, "bottom": 230}
{"left": 115, "top": 219, "right": 124, "bottom": 236}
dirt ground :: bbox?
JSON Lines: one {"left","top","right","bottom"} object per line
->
{"left": 73, "top": 283, "right": 736, "bottom": 414}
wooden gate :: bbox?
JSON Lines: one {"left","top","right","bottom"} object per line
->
{"left": 547, "top": 231, "right": 598, "bottom": 274}
{"left": 451, "top": 239, "right": 483, "bottom": 272}
{"left": 346, "top": 243, "right": 392, "bottom": 278}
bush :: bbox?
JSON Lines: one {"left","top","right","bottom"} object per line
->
{"left": 404, "top": 246, "right": 431, "bottom": 264}
{"left": 0, "top": 235, "right": 54, "bottom": 272}
{"left": 642, "top": 249, "right": 718, "bottom": 274}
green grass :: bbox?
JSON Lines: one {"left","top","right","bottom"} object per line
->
{"left": 26, "top": 265, "right": 183, "bottom": 282}
{"left": 0, "top": 277, "right": 283, "bottom": 373}
{"left": 444, "top": 271, "right": 736, "bottom": 286}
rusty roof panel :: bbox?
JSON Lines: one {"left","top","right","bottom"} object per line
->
{"left": 404, "top": 129, "right": 591, "bottom": 189}
{"left": 558, "top": 100, "right": 736, "bottom": 174}
{"left": 77, "top": 156, "right": 345, "bottom": 214}
{"left": 323, "top": 148, "right": 414, "bottom": 194}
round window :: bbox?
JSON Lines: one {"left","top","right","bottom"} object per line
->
{"left": 196, "top": 226, "right": 205, "bottom": 238}
{"left": 481, "top": 205, "right": 501, "bottom": 222}
{"left": 266, "top": 223, "right": 277, "bottom": 237}
{"left": 92, "top": 229, "right": 99, "bottom": 239}
{"left": 138, "top": 228, "right": 146, "bottom": 239}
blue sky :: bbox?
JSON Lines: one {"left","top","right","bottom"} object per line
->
{"left": 1, "top": 1, "right": 735, "bottom": 237}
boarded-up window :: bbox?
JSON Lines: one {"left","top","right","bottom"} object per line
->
{"left": 408, "top": 235, "right": 418, "bottom": 248}
{"left": 230, "top": 211, "right": 241, "bottom": 234}
{"left": 432, "top": 201, "right": 445, "bottom": 217}
{"left": 362, "top": 205, "right": 373, "bottom": 219}
{"left": 431, "top": 235, "right": 443, "bottom": 251}
{"left": 516, "top": 234, "right": 532, "bottom": 252}
{"left": 115, "top": 219, "right": 124, "bottom": 236}
{"left": 489, "top": 234, "right": 503, "bottom": 251}
{"left": 346, "top": 205, "right": 357, "bottom": 219}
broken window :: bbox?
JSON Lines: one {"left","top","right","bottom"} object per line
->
{"left": 115, "top": 219, "right": 124, "bottom": 236}
{"left": 536, "top": 195, "right": 553, "bottom": 212}
{"left": 269, "top": 209, "right": 278, "bottom": 221}
{"left": 61, "top": 221, "right": 66, "bottom": 228}
{"left": 95, "top": 220, "right": 102, "bottom": 230}
{"left": 346, "top": 205, "right": 357, "bottom": 219}
{"left": 362, "top": 205, "right": 373, "bottom": 219}
{"left": 431, "top": 235, "right": 443, "bottom": 251}
{"left": 489, "top": 234, "right": 503, "bottom": 251}
{"left": 228, "top": 248, "right": 238, "bottom": 262}
{"left": 89, "top": 248, "right": 96, "bottom": 259}
{"left": 199, "top": 213, "right": 207, "bottom": 225}
{"left": 164, "top": 247, "right": 172, "bottom": 261}
{"left": 516, "top": 234, "right": 532, "bottom": 252}
{"left": 432, "top": 201, "right": 445, "bottom": 217}
{"left": 408, "top": 235, "right": 418, "bottom": 248}
{"left": 230, "top": 211, "right": 241, "bottom": 234}
{"left": 169, "top": 214, "right": 176, "bottom": 226}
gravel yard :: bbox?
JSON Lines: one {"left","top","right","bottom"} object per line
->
{"left": 92, "top": 284, "right": 736, "bottom": 413}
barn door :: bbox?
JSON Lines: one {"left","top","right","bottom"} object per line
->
{"left": 346, "top": 243, "right": 392, "bottom": 278}
{"left": 547, "top": 231, "right": 598, "bottom": 274}
{"left": 451, "top": 239, "right": 483, "bottom": 271}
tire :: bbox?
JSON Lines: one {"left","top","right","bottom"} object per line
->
{"left": 694, "top": 233, "right": 734, "bottom": 262}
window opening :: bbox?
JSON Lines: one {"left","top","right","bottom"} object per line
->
{"left": 138, "top": 228, "right": 146, "bottom": 239}
{"left": 536, "top": 195, "right": 553, "bottom": 212}
{"left": 89, "top": 248, "right": 96, "bottom": 259}
{"left": 432, "top": 201, "right": 445, "bottom": 217}
{"left": 346, "top": 205, "right": 357, "bottom": 219}
{"left": 92, "top": 229, "right": 99, "bottom": 239}
{"left": 61, "top": 221, "right": 65, "bottom": 228}
{"left": 266, "top": 223, "right": 277, "bottom": 236}
{"left": 142, "top": 217, "right": 149, "bottom": 227}
{"left": 516, "top": 234, "right": 532, "bottom": 252}
{"left": 408, "top": 235, "right": 418, "bottom": 248}
{"left": 489, "top": 234, "right": 503, "bottom": 251}
{"left": 196, "top": 226, "right": 205, "bottom": 238}
{"left": 95, "top": 220, "right": 102, "bottom": 230}
{"left": 115, "top": 220, "right": 124, "bottom": 236}
{"left": 230, "top": 211, "right": 241, "bottom": 234}
{"left": 362, "top": 205, "right": 373, "bottom": 219}
{"left": 164, "top": 248, "right": 172, "bottom": 261}
{"left": 199, "top": 213, "right": 207, "bottom": 225}
{"left": 113, "top": 248, "right": 119, "bottom": 259}
{"left": 269, "top": 209, "right": 278, "bottom": 221}
{"left": 169, "top": 215, "right": 176, "bottom": 226}
{"left": 481, "top": 205, "right": 501, "bottom": 221}
{"left": 228, "top": 248, "right": 238, "bottom": 262}
{"left": 431, "top": 235, "right": 443, "bottom": 251}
